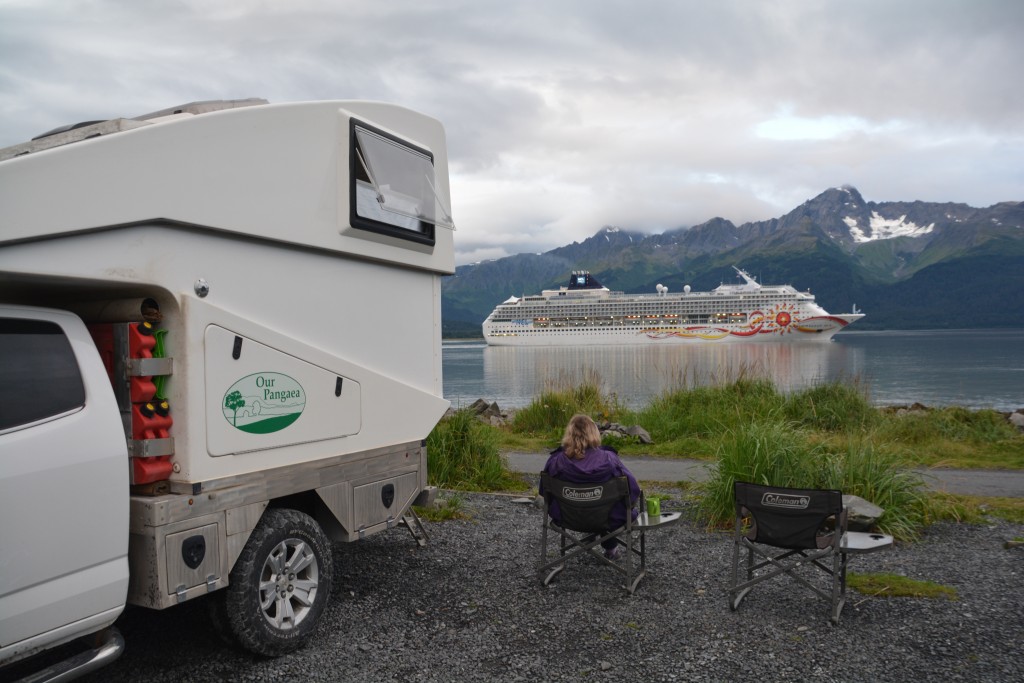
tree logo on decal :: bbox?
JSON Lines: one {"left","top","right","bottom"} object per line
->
{"left": 224, "top": 390, "right": 246, "bottom": 427}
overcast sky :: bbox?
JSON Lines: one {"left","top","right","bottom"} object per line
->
{"left": 1, "top": 0, "right": 1021, "bottom": 265}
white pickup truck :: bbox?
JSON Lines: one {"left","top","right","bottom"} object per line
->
{"left": 0, "top": 99, "right": 455, "bottom": 681}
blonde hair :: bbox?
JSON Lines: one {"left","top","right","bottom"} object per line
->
{"left": 561, "top": 414, "right": 602, "bottom": 460}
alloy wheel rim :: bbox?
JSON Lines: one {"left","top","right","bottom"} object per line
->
{"left": 258, "top": 538, "right": 319, "bottom": 630}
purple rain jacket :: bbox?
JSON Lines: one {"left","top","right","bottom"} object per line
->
{"left": 541, "top": 445, "right": 641, "bottom": 529}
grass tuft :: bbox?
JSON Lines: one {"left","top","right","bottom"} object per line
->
{"left": 846, "top": 572, "right": 958, "bottom": 600}
{"left": 821, "top": 439, "right": 928, "bottom": 541}
{"left": 427, "top": 409, "right": 525, "bottom": 491}
{"left": 414, "top": 494, "right": 469, "bottom": 521}
{"left": 783, "top": 380, "right": 876, "bottom": 432}
{"left": 510, "top": 370, "right": 619, "bottom": 437}
{"left": 921, "top": 492, "right": 1024, "bottom": 525}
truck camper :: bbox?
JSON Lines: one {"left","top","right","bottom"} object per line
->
{"left": 0, "top": 98, "right": 455, "bottom": 679}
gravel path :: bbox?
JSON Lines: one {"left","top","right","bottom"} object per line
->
{"left": 505, "top": 452, "right": 1024, "bottom": 498}
{"left": 77, "top": 488, "right": 1023, "bottom": 683}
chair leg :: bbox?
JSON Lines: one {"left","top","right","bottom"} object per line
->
{"left": 729, "top": 526, "right": 741, "bottom": 610}
{"left": 623, "top": 529, "right": 633, "bottom": 593}
{"left": 731, "top": 541, "right": 845, "bottom": 614}
{"left": 623, "top": 528, "right": 646, "bottom": 595}
{"left": 830, "top": 551, "right": 846, "bottom": 624}
{"left": 543, "top": 563, "right": 565, "bottom": 586}
{"left": 538, "top": 523, "right": 571, "bottom": 586}
{"left": 539, "top": 511, "right": 552, "bottom": 584}
{"left": 729, "top": 545, "right": 756, "bottom": 610}
{"left": 640, "top": 527, "right": 647, "bottom": 574}
{"left": 538, "top": 512, "right": 569, "bottom": 586}
{"left": 831, "top": 551, "right": 851, "bottom": 624}
{"left": 540, "top": 518, "right": 547, "bottom": 562}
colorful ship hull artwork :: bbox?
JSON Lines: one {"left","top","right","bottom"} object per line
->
{"left": 482, "top": 267, "right": 864, "bottom": 347}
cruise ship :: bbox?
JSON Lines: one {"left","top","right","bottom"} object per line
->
{"left": 482, "top": 267, "right": 863, "bottom": 346}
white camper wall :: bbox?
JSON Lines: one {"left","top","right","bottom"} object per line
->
{"left": 0, "top": 101, "right": 453, "bottom": 482}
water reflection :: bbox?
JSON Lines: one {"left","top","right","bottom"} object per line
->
{"left": 468, "top": 342, "right": 864, "bottom": 409}
{"left": 442, "top": 330, "right": 1024, "bottom": 411}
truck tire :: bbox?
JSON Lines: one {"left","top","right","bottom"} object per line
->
{"left": 224, "top": 508, "right": 334, "bottom": 656}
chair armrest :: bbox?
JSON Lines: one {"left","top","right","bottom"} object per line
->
{"left": 636, "top": 511, "right": 682, "bottom": 529}
{"left": 841, "top": 531, "right": 893, "bottom": 554}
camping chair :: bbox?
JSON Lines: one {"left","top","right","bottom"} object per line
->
{"left": 728, "top": 481, "right": 891, "bottom": 624}
{"left": 538, "top": 474, "right": 681, "bottom": 594}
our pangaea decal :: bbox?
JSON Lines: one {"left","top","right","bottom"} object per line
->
{"left": 223, "top": 372, "right": 305, "bottom": 434}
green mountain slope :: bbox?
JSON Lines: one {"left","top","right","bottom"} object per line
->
{"left": 442, "top": 189, "right": 1023, "bottom": 336}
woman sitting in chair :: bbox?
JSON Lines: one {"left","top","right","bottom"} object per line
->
{"left": 542, "top": 414, "right": 641, "bottom": 560}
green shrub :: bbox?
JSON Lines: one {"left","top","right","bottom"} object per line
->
{"left": 696, "top": 422, "right": 822, "bottom": 528}
{"left": 625, "top": 379, "right": 783, "bottom": 442}
{"left": 784, "top": 380, "right": 876, "bottom": 432}
{"left": 510, "top": 370, "right": 619, "bottom": 436}
{"left": 426, "top": 409, "right": 523, "bottom": 491}
{"left": 820, "top": 439, "right": 928, "bottom": 541}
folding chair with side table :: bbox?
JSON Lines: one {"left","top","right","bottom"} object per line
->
{"left": 728, "top": 481, "right": 893, "bottom": 624}
{"left": 538, "top": 473, "right": 681, "bottom": 594}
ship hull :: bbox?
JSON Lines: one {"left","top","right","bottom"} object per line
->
{"left": 482, "top": 268, "right": 864, "bottom": 347}
{"left": 484, "top": 314, "right": 862, "bottom": 346}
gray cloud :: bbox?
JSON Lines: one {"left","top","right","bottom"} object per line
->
{"left": 2, "top": 0, "right": 1021, "bottom": 265}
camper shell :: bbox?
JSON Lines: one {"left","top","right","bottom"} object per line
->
{"left": 0, "top": 99, "right": 455, "bottom": 676}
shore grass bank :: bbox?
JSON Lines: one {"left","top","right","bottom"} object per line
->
{"left": 426, "top": 375, "right": 1023, "bottom": 540}
{"left": 504, "top": 375, "right": 1024, "bottom": 469}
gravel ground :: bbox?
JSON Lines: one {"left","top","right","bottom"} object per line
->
{"left": 70, "top": 488, "right": 1023, "bottom": 683}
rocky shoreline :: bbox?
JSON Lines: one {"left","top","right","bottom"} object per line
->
{"left": 82, "top": 489, "right": 1023, "bottom": 683}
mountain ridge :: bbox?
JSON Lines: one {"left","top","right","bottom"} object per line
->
{"left": 442, "top": 187, "right": 1024, "bottom": 336}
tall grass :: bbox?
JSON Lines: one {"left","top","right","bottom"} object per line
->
{"left": 820, "top": 439, "right": 928, "bottom": 540}
{"left": 783, "top": 380, "right": 877, "bottom": 432}
{"left": 427, "top": 409, "right": 523, "bottom": 491}
{"left": 873, "top": 406, "right": 1024, "bottom": 468}
{"left": 510, "top": 369, "right": 619, "bottom": 436}
{"left": 697, "top": 422, "right": 821, "bottom": 526}
{"left": 877, "top": 406, "right": 1019, "bottom": 445}
{"left": 696, "top": 422, "right": 927, "bottom": 540}
{"left": 626, "top": 378, "right": 782, "bottom": 442}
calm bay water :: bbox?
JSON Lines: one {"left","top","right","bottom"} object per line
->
{"left": 442, "top": 329, "right": 1024, "bottom": 412}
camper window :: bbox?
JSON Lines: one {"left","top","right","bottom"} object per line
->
{"left": 350, "top": 121, "right": 453, "bottom": 246}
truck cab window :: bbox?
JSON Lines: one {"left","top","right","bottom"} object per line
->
{"left": 350, "top": 121, "right": 454, "bottom": 246}
{"left": 0, "top": 318, "right": 85, "bottom": 431}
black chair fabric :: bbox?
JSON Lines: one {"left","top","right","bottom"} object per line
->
{"left": 549, "top": 476, "right": 629, "bottom": 533}
{"left": 538, "top": 473, "right": 645, "bottom": 594}
{"left": 735, "top": 481, "right": 843, "bottom": 549}
{"left": 730, "top": 481, "right": 849, "bottom": 623}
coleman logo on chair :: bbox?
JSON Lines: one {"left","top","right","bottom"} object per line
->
{"left": 563, "top": 486, "right": 603, "bottom": 501}
{"left": 761, "top": 492, "right": 810, "bottom": 509}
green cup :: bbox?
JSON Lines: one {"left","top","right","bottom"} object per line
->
{"left": 646, "top": 497, "right": 660, "bottom": 517}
